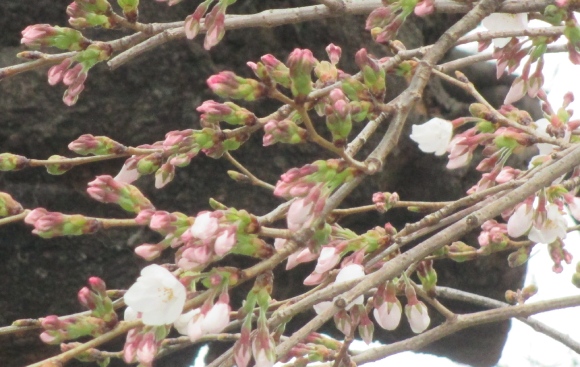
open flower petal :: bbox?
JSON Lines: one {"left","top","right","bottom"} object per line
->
{"left": 410, "top": 118, "right": 453, "bottom": 156}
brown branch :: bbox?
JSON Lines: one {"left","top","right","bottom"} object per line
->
{"left": 350, "top": 295, "right": 580, "bottom": 365}
{"left": 436, "top": 286, "right": 580, "bottom": 354}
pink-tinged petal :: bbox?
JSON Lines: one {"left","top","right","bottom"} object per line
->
{"left": 507, "top": 204, "right": 533, "bottom": 238}
{"left": 173, "top": 310, "right": 197, "bottom": 335}
{"left": 529, "top": 205, "right": 567, "bottom": 244}
{"left": 187, "top": 312, "right": 205, "bottom": 342}
{"left": 568, "top": 197, "right": 580, "bottom": 221}
{"left": 405, "top": 302, "right": 430, "bottom": 333}
{"left": 504, "top": 78, "right": 526, "bottom": 105}
{"left": 190, "top": 211, "right": 219, "bottom": 240}
{"left": 303, "top": 271, "right": 327, "bottom": 285}
{"left": 373, "top": 301, "right": 402, "bottom": 330}
{"left": 214, "top": 228, "right": 236, "bottom": 256}
{"left": 202, "top": 302, "right": 231, "bottom": 334}
{"left": 314, "top": 246, "right": 341, "bottom": 274}
{"left": 287, "top": 198, "right": 314, "bottom": 231}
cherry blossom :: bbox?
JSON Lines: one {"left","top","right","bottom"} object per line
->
{"left": 124, "top": 264, "right": 186, "bottom": 326}
{"left": 409, "top": 117, "right": 453, "bottom": 156}
{"left": 313, "top": 264, "right": 365, "bottom": 314}
{"left": 481, "top": 13, "right": 528, "bottom": 49}
{"left": 508, "top": 201, "right": 567, "bottom": 244}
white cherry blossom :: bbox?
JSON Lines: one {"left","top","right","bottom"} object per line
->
{"left": 410, "top": 118, "right": 453, "bottom": 156}
{"left": 313, "top": 264, "right": 365, "bottom": 314}
{"left": 124, "top": 264, "right": 186, "bottom": 326}
{"left": 528, "top": 205, "right": 567, "bottom": 244}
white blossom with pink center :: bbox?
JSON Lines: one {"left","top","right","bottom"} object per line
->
{"left": 508, "top": 202, "right": 567, "bottom": 244}
{"left": 124, "top": 264, "right": 186, "bottom": 326}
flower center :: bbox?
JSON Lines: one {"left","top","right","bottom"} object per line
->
{"left": 160, "top": 286, "right": 174, "bottom": 302}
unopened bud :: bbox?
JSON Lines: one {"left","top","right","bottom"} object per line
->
{"left": 46, "top": 155, "right": 73, "bottom": 175}
{"left": 0, "top": 153, "right": 29, "bottom": 171}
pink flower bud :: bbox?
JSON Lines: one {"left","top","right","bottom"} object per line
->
{"left": 325, "top": 43, "right": 341, "bottom": 65}
{"left": 134, "top": 243, "right": 164, "bottom": 261}
{"left": 190, "top": 211, "right": 220, "bottom": 240}
{"left": 136, "top": 332, "right": 157, "bottom": 365}
{"left": 149, "top": 211, "right": 176, "bottom": 232}
{"left": 135, "top": 209, "right": 155, "bottom": 225}
{"left": 88, "top": 276, "right": 107, "bottom": 296}
{"left": 48, "top": 58, "right": 73, "bottom": 85}
{"left": 204, "top": 5, "right": 226, "bottom": 50}
{"left": 24, "top": 208, "right": 49, "bottom": 225}
{"left": 414, "top": 0, "right": 435, "bottom": 17}
{"left": 214, "top": 227, "right": 237, "bottom": 256}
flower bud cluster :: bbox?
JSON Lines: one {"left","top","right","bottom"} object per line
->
{"left": 47, "top": 42, "right": 113, "bottom": 105}
{"left": 372, "top": 191, "right": 399, "bottom": 213}
{"left": 197, "top": 100, "right": 257, "bottom": 127}
{"left": 133, "top": 209, "right": 191, "bottom": 260}
{"left": 24, "top": 208, "right": 101, "bottom": 238}
{"left": 87, "top": 175, "right": 155, "bottom": 213}
{"left": 248, "top": 54, "right": 291, "bottom": 88}
{"left": 477, "top": 220, "right": 509, "bottom": 254}
{"left": 274, "top": 161, "right": 358, "bottom": 258}
{"left": 123, "top": 326, "right": 169, "bottom": 367}
{"left": 233, "top": 274, "right": 275, "bottom": 367}
{"left": 324, "top": 88, "right": 353, "bottom": 146}
{"left": 263, "top": 117, "right": 308, "bottom": 146}
{"left": 78, "top": 277, "right": 117, "bottom": 324}
{"left": 176, "top": 208, "right": 266, "bottom": 270}
{"left": 67, "top": 0, "right": 114, "bottom": 28}
{"left": 69, "top": 134, "right": 127, "bottom": 156}
{"left": 287, "top": 48, "right": 318, "bottom": 99}
{"left": 207, "top": 71, "right": 267, "bottom": 101}
{"left": 21, "top": 24, "right": 89, "bottom": 50}
{"left": 365, "top": 1, "right": 416, "bottom": 44}
{"left": 184, "top": 0, "right": 235, "bottom": 49}
{"left": 354, "top": 48, "right": 386, "bottom": 100}
{"left": 40, "top": 314, "right": 109, "bottom": 345}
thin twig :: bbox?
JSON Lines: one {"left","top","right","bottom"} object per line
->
{"left": 224, "top": 152, "right": 275, "bottom": 191}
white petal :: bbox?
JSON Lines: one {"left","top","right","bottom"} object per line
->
{"left": 507, "top": 204, "right": 533, "bottom": 238}
{"left": 124, "top": 306, "right": 139, "bottom": 321}
{"left": 373, "top": 301, "right": 402, "bottom": 331}
{"left": 313, "top": 301, "right": 333, "bottom": 315}
{"left": 174, "top": 310, "right": 197, "bottom": 335}
{"left": 410, "top": 118, "right": 453, "bottom": 156}
{"left": 335, "top": 264, "right": 365, "bottom": 283}
{"left": 482, "top": 13, "right": 528, "bottom": 49}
